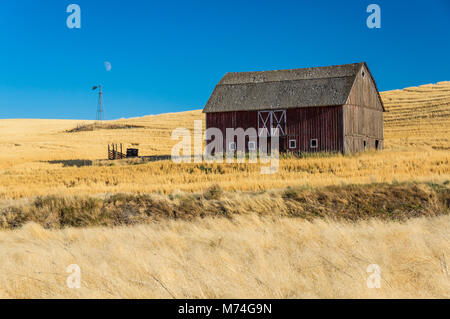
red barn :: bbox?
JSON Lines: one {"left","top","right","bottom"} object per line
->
{"left": 203, "top": 62, "right": 384, "bottom": 154}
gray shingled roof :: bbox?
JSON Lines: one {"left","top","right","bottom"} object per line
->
{"left": 203, "top": 62, "right": 368, "bottom": 113}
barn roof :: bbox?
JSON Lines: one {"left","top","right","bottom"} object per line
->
{"left": 203, "top": 62, "right": 383, "bottom": 113}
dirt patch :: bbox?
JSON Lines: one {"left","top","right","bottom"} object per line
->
{"left": 66, "top": 123, "right": 144, "bottom": 133}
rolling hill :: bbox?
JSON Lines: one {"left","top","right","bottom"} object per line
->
{"left": 0, "top": 82, "right": 449, "bottom": 298}
{"left": 0, "top": 81, "right": 448, "bottom": 199}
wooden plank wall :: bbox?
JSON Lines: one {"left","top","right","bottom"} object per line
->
{"left": 344, "top": 64, "right": 384, "bottom": 153}
{"left": 206, "top": 105, "right": 342, "bottom": 153}
{"left": 286, "top": 106, "right": 342, "bottom": 152}
{"left": 206, "top": 111, "right": 257, "bottom": 135}
{"left": 206, "top": 111, "right": 257, "bottom": 152}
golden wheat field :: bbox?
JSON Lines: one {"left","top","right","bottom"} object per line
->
{"left": 0, "top": 82, "right": 449, "bottom": 199}
{"left": 0, "top": 215, "right": 448, "bottom": 298}
{"left": 0, "top": 81, "right": 449, "bottom": 298}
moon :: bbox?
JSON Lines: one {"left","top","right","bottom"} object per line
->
{"left": 104, "top": 61, "right": 112, "bottom": 72}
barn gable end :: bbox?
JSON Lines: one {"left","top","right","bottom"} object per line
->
{"left": 345, "top": 63, "right": 384, "bottom": 111}
{"left": 343, "top": 63, "right": 384, "bottom": 153}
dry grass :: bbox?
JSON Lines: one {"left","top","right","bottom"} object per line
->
{"left": 0, "top": 182, "right": 448, "bottom": 230}
{"left": 0, "top": 81, "right": 449, "bottom": 299}
{"left": 0, "top": 83, "right": 449, "bottom": 199}
{"left": 1, "top": 149, "right": 448, "bottom": 200}
{"left": 65, "top": 123, "right": 144, "bottom": 133}
{"left": 0, "top": 214, "right": 448, "bottom": 298}
{"left": 383, "top": 81, "right": 450, "bottom": 150}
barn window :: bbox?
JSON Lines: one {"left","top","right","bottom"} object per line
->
{"left": 229, "top": 142, "right": 236, "bottom": 151}
{"left": 363, "top": 140, "right": 367, "bottom": 149}
{"left": 289, "top": 139, "right": 296, "bottom": 149}
{"left": 362, "top": 70, "right": 365, "bottom": 78}
{"left": 248, "top": 141, "right": 256, "bottom": 151}
{"left": 375, "top": 140, "right": 380, "bottom": 150}
{"left": 310, "top": 139, "right": 318, "bottom": 148}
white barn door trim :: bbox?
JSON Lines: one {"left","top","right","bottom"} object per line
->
{"left": 258, "top": 110, "right": 286, "bottom": 136}
{"left": 258, "top": 111, "right": 271, "bottom": 137}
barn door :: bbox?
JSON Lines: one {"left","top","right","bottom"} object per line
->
{"left": 258, "top": 111, "right": 271, "bottom": 136}
{"left": 272, "top": 110, "right": 286, "bottom": 136}
{"left": 258, "top": 110, "right": 286, "bottom": 136}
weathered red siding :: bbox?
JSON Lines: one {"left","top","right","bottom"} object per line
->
{"left": 206, "top": 111, "right": 257, "bottom": 135}
{"left": 206, "top": 106, "right": 343, "bottom": 153}
{"left": 286, "top": 106, "right": 342, "bottom": 152}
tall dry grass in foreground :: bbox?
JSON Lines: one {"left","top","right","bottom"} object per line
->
{"left": 0, "top": 215, "right": 448, "bottom": 298}
{"left": 1, "top": 182, "right": 448, "bottom": 229}
{"left": 0, "top": 81, "right": 449, "bottom": 299}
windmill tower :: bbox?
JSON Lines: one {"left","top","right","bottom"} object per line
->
{"left": 92, "top": 85, "right": 103, "bottom": 122}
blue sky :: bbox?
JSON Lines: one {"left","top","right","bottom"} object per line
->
{"left": 0, "top": 0, "right": 449, "bottom": 119}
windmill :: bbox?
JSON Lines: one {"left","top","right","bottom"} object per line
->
{"left": 92, "top": 85, "right": 103, "bottom": 122}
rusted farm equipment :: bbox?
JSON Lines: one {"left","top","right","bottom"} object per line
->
{"left": 126, "top": 148, "right": 139, "bottom": 158}
{"left": 108, "top": 144, "right": 139, "bottom": 160}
